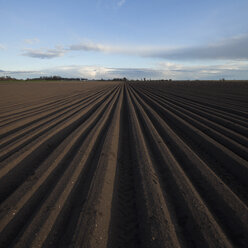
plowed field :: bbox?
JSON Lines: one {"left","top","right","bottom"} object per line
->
{"left": 0, "top": 80, "right": 247, "bottom": 248}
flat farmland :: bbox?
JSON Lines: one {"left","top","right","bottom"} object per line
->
{"left": 0, "top": 80, "right": 247, "bottom": 248}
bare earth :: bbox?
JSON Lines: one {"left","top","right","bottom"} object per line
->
{"left": 0, "top": 80, "right": 247, "bottom": 248}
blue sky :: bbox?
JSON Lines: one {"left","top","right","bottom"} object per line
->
{"left": 1, "top": 0, "right": 248, "bottom": 79}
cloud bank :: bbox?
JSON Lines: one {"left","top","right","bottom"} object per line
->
{"left": 150, "top": 34, "right": 248, "bottom": 60}
{"left": 2, "top": 61, "right": 248, "bottom": 80}
{"left": 68, "top": 34, "right": 248, "bottom": 60}
{"left": 22, "top": 33, "right": 248, "bottom": 61}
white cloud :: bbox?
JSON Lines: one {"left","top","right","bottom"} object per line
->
{"left": 22, "top": 47, "right": 65, "bottom": 59}
{"left": 24, "top": 38, "right": 40, "bottom": 44}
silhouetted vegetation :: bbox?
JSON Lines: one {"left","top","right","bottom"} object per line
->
{"left": 98, "top": 77, "right": 128, "bottom": 81}
{"left": 26, "top": 76, "right": 88, "bottom": 81}
{"left": 0, "top": 75, "right": 247, "bottom": 84}
{"left": 0, "top": 76, "right": 19, "bottom": 81}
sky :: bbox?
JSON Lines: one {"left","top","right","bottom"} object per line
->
{"left": 0, "top": 0, "right": 248, "bottom": 80}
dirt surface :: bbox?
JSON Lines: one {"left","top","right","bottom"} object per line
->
{"left": 0, "top": 80, "right": 247, "bottom": 248}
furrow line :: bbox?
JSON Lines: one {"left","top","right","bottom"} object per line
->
{"left": 107, "top": 86, "right": 141, "bottom": 248}
{"left": 140, "top": 83, "right": 248, "bottom": 115}
{"left": 0, "top": 86, "right": 111, "bottom": 146}
{"left": 0, "top": 86, "right": 112, "bottom": 138}
{"left": 124, "top": 84, "right": 181, "bottom": 248}
{"left": 0, "top": 85, "right": 120, "bottom": 247}
{"left": 0, "top": 87, "right": 113, "bottom": 162}
{"left": 11, "top": 85, "right": 121, "bottom": 248}
{"left": 134, "top": 87, "right": 248, "bottom": 160}
{"left": 128, "top": 85, "right": 233, "bottom": 248}
{"left": 0, "top": 85, "right": 113, "bottom": 124}
{"left": 0, "top": 86, "right": 119, "bottom": 203}
{"left": 168, "top": 92, "right": 248, "bottom": 118}
{"left": 69, "top": 85, "right": 124, "bottom": 248}
{"left": 132, "top": 84, "right": 248, "bottom": 205}
{"left": 130, "top": 85, "right": 248, "bottom": 247}
{"left": 139, "top": 86, "right": 248, "bottom": 132}
{"left": 0, "top": 92, "right": 84, "bottom": 123}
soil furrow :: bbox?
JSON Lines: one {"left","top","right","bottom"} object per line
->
{"left": 11, "top": 85, "right": 120, "bottom": 248}
{"left": 125, "top": 85, "right": 181, "bottom": 248}
{"left": 107, "top": 86, "right": 141, "bottom": 248}
{"left": 0, "top": 86, "right": 112, "bottom": 126}
{"left": 129, "top": 86, "right": 233, "bottom": 247}
{"left": 0, "top": 88, "right": 113, "bottom": 161}
{"left": 0, "top": 86, "right": 119, "bottom": 203}
{"left": 0, "top": 86, "right": 119, "bottom": 247}
{"left": 132, "top": 85, "right": 248, "bottom": 199}
{"left": 0, "top": 80, "right": 247, "bottom": 248}
{"left": 130, "top": 86, "right": 248, "bottom": 246}
{"left": 134, "top": 87, "right": 248, "bottom": 160}
{"left": 0, "top": 86, "right": 112, "bottom": 140}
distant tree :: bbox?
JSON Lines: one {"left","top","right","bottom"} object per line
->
{"left": 0, "top": 76, "right": 17, "bottom": 81}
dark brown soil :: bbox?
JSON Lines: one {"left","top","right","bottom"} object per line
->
{"left": 0, "top": 80, "right": 247, "bottom": 248}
